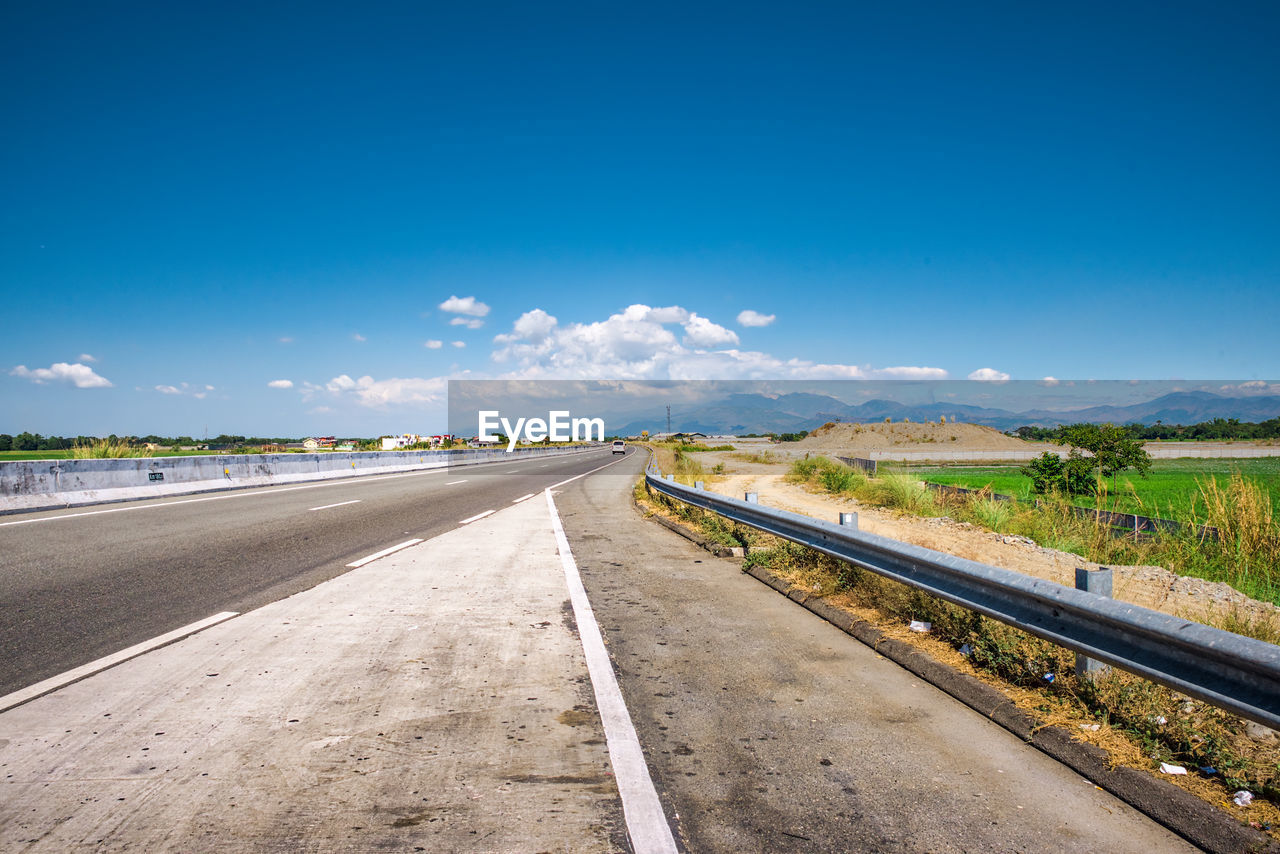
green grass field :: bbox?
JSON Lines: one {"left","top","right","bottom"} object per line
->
{"left": 897, "top": 458, "right": 1280, "bottom": 524}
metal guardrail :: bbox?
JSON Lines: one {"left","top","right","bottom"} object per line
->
{"left": 644, "top": 459, "right": 1280, "bottom": 729}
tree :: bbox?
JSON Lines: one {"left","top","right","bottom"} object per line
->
{"left": 0, "top": 434, "right": 11, "bottom": 451}
{"left": 1022, "top": 423, "right": 1151, "bottom": 496}
{"left": 14, "top": 432, "right": 40, "bottom": 451}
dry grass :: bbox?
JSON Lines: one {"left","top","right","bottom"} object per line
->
{"left": 70, "top": 438, "right": 154, "bottom": 459}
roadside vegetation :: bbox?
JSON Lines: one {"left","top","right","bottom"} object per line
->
{"left": 635, "top": 470, "right": 1280, "bottom": 824}
{"left": 788, "top": 455, "right": 1280, "bottom": 606}
{"left": 896, "top": 458, "right": 1280, "bottom": 524}
{"left": 70, "top": 438, "right": 154, "bottom": 459}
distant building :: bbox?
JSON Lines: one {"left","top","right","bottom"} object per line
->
{"left": 304, "top": 436, "right": 336, "bottom": 450}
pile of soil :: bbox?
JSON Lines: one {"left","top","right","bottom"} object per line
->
{"left": 795, "top": 421, "right": 1050, "bottom": 452}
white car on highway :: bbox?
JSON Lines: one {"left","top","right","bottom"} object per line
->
{"left": 612, "top": 440, "right": 626, "bottom": 454}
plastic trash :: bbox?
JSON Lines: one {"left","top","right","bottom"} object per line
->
{"left": 1159, "top": 763, "right": 1188, "bottom": 775}
{"left": 1043, "top": 673, "right": 1055, "bottom": 683}
{"left": 908, "top": 620, "right": 931, "bottom": 633}
{"left": 1153, "top": 715, "right": 1168, "bottom": 726}
{"left": 1079, "top": 723, "right": 1101, "bottom": 731}
{"left": 958, "top": 643, "right": 973, "bottom": 657}
{"left": 1233, "top": 791, "right": 1254, "bottom": 807}
{"left": 1199, "top": 766, "right": 1217, "bottom": 776}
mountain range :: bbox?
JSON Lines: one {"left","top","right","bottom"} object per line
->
{"left": 612, "top": 391, "right": 1280, "bottom": 436}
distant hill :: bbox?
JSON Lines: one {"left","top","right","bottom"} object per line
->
{"left": 612, "top": 390, "right": 1280, "bottom": 436}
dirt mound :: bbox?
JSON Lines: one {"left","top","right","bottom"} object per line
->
{"left": 796, "top": 421, "right": 1036, "bottom": 452}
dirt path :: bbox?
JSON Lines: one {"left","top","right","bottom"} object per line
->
{"left": 699, "top": 460, "right": 1280, "bottom": 633}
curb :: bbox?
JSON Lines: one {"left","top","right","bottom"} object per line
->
{"left": 639, "top": 496, "right": 1279, "bottom": 854}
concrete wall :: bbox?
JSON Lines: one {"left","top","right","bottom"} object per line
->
{"left": 0, "top": 445, "right": 599, "bottom": 515}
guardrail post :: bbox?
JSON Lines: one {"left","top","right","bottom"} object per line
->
{"left": 744, "top": 492, "right": 758, "bottom": 503}
{"left": 666, "top": 474, "right": 674, "bottom": 482}
{"left": 694, "top": 480, "right": 704, "bottom": 490}
{"left": 1074, "top": 567, "right": 1113, "bottom": 679}
{"left": 839, "top": 512, "right": 858, "bottom": 529}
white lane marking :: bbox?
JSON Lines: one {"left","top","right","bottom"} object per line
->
{"left": 539, "top": 464, "right": 549, "bottom": 467}
{"left": 345, "top": 538, "right": 423, "bottom": 568}
{"left": 547, "top": 452, "right": 632, "bottom": 490}
{"left": 512, "top": 493, "right": 535, "bottom": 503}
{"left": 545, "top": 489, "right": 678, "bottom": 853}
{"left": 445, "top": 479, "right": 467, "bottom": 485}
{"left": 459, "top": 510, "right": 495, "bottom": 525}
{"left": 0, "top": 469, "right": 446, "bottom": 528}
{"left": 310, "top": 499, "right": 361, "bottom": 511}
{"left": 0, "top": 611, "right": 240, "bottom": 713}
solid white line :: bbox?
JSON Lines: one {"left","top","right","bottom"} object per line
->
{"left": 459, "top": 510, "right": 495, "bottom": 524}
{"left": 512, "top": 493, "right": 535, "bottom": 503}
{"left": 545, "top": 489, "right": 678, "bottom": 854}
{"left": 309, "top": 499, "right": 361, "bottom": 511}
{"left": 0, "top": 611, "right": 240, "bottom": 713}
{"left": 345, "top": 538, "right": 423, "bottom": 568}
{"left": 445, "top": 479, "right": 467, "bottom": 485}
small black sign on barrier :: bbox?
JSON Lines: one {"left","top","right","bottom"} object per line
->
{"left": 149, "top": 471, "right": 164, "bottom": 482}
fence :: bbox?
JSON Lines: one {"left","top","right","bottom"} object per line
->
{"left": 834, "top": 456, "right": 877, "bottom": 476}
{"left": 644, "top": 459, "right": 1280, "bottom": 729}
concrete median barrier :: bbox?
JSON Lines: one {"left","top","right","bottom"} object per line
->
{"left": 0, "top": 445, "right": 598, "bottom": 514}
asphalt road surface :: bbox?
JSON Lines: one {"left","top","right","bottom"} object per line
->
{"left": 0, "top": 447, "right": 620, "bottom": 696}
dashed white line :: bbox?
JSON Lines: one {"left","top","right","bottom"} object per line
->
{"left": 310, "top": 499, "right": 361, "bottom": 511}
{"left": 345, "top": 538, "right": 423, "bottom": 568}
{"left": 459, "top": 510, "right": 495, "bottom": 524}
{"left": 445, "top": 479, "right": 467, "bottom": 485}
{"left": 0, "top": 611, "right": 240, "bottom": 713}
{"left": 545, "top": 488, "right": 678, "bottom": 853}
{"left": 512, "top": 493, "right": 535, "bottom": 503}
{"left": 0, "top": 468, "right": 445, "bottom": 528}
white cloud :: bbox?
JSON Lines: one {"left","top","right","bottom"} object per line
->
{"left": 682, "top": 314, "right": 740, "bottom": 348}
{"left": 439, "top": 295, "right": 490, "bottom": 317}
{"left": 154, "top": 381, "right": 212, "bottom": 398}
{"left": 268, "top": 379, "right": 294, "bottom": 389}
{"left": 279, "top": 336, "right": 294, "bottom": 344}
{"left": 450, "top": 317, "right": 485, "bottom": 329}
{"left": 451, "top": 341, "right": 466, "bottom": 348}
{"left": 968, "top": 368, "right": 1011, "bottom": 383}
{"left": 424, "top": 339, "right": 444, "bottom": 349}
{"left": 491, "top": 303, "right": 945, "bottom": 381}
{"left": 320, "top": 374, "right": 448, "bottom": 408}
{"left": 10, "top": 362, "right": 113, "bottom": 388}
{"left": 352, "top": 333, "right": 367, "bottom": 342}
{"left": 78, "top": 353, "right": 97, "bottom": 363}
{"left": 509, "top": 308, "right": 557, "bottom": 343}
{"left": 736, "top": 310, "right": 776, "bottom": 328}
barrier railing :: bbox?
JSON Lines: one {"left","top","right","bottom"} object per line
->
{"left": 644, "top": 458, "right": 1280, "bottom": 729}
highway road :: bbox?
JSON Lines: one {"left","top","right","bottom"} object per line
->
{"left": 0, "top": 446, "right": 620, "bottom": 697}
{"left": 0, "top": 448, "right": 1206, "bottom": 851}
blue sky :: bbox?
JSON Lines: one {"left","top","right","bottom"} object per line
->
{"left": 3, "top": 2, "right": 1278, "bottom": 437}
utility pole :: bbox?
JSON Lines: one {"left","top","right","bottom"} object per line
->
{"left": 666, "top": 405, "right": 672, "bottom": 435}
